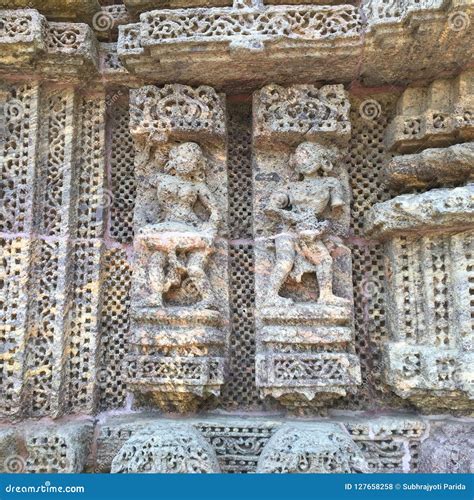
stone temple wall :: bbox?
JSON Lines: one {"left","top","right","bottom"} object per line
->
{"left": 0, "top": 0, "right": 473, "bottom": 474}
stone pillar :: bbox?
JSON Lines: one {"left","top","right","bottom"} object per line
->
{"left": 253, "top": 84, "right": 361, "bottom": 411}
{"left": 1, "top": 82, "right": 107, "bottom": 419}
{"left": 366, "top": 185, "right": 474, "bottom": 411}
{"left": 366, "top": 72, "right": 474, "bottom": 412}
{"left": 127, "top": 84, "right": 230, "bottom": 413}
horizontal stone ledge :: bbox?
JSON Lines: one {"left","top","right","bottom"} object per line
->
{"left": 92, "top": 413, "right": 429, "bottom": 473}
{"left": 384, "top": 142, "right": 474, "bottom": 191}
{"left": 1, "top": 2, "right": 473, "bottom": 90}
{"left": 0, "top": 10, "right": 99, "bottom": 76}
{"left": 123, "top": 0, "right": 359, "bottom": 16}
{"left": 364, "top": 184, "right": 474, "bottom": 239}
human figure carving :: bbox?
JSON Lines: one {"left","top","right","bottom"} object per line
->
{"left": 264, "top": 141, "right": 349, "bottom": 307}
{"left": 135, "top": 142, "right": 221, "bottom": 309}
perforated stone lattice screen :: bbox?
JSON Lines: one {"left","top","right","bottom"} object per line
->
{"left": 1, "top": 0, "right": 473, "bottom": 472}
{"left": 93, "top": 93, "right": 413, "bottom": 413}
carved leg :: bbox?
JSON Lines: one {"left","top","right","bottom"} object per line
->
{"left": 187, "top": 249, "right": 215, "bottom": 309}
{"left": 300, "top": 239, "right": 347, "bottom": 305}
{"left": 146, "top": 250, "right": 167, "bottom": 307}
{"left": 265, "top": 234, "right": 295, "bottom": 306}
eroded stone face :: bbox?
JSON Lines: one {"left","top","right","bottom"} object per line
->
{"left": 419, "top": 422, "right": 474, "bottom": 473}
{"left": 256, "top": 423, "right": 369, "bottom": 473}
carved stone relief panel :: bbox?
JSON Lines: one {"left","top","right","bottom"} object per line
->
{"left": 127, "top": 84, "right": 230, "bottom": 413}
{"left": 385, "top": 71, "right": 474, "bottom": 153}
{"left": 253, "top": 84, "right": 361, "bottom": 411}
{"left": 366, "top": 186, "right": 474, "bottom": 412}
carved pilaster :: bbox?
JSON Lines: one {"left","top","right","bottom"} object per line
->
{"left": 128, "top": 84, "right": 229, "bottom": 413}
{"left": 253, "top": 84, "right": 361, "bottom": 411}
{"left": 365, "top": 185, "right": 474, "bottom": 411}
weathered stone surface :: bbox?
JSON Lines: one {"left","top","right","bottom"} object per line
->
{"left": 256, "top": 422, "right": 369, "bottom": 473}
{"left": 0, "top": 10, "right": 99, "bottom": 76}
{"left": 1, "top": 0, "right": 473, "bottom": 477}
{"left": 23, "top": 421, "right": 93, "bottom": 473}
{"left": 365, "top": 185, "right": 474, "bottom": 239}
{"left": 385, "top": 71, "right": 474, "bottom": 153}
{"left": 346, "top": 417, "right": 427, "bottom": 472}
{"left": 111, "top": 423, "right": 220, "bottom": 473}
{"left": 0, "top": 429, "right": 21, "bottom": 473}
{"left": 384, "top": 142, "right": 474, "bottom": 191}
{"left": 0, "top": 1, "right": 101, "bottom": 23}
{"left": 94, "top": 414, "right": 428, "bottom": 473}
{"left": 366, "top": 187, "right": 474, "bottom": 412}
{"left": 116, "top": 4, "right": 363, "bottom": 91}
{"left": 360, "top": 1, "right": 474, "bottom": 86}
{"left": 419, "top": 421, "right": 474, "bottom": 473}
{"left": 127, "top": 84, "right": 229, "bottom": 413}
{"left": 253, "top": 84, "right": 361, "bottom": 411}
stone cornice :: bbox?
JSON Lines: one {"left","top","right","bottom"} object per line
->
{"left": 0, "top": 1, "right": 472, "bottom": 90}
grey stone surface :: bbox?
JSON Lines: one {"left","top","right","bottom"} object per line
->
{"left": 384, "top": 142, "right": 474, "bottom": 191}
{"left": 111, "top": 423, "right": 221, "bottom": 473}
{"left": 419, "top": 421, "right": 474, "bottom": 473}
{"left": 365, "top": 185, "right": 474, "bottom": 239}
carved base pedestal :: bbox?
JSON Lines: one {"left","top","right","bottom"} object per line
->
{"left": 256, "top": 303, "right": 361, "bottom": 411}
{"left": 128, "top": 307, "right": 226, "bottom": 413}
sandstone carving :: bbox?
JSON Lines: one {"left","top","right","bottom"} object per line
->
{"left": 419, "top": 422, "right": 474, "bottom": 473}
{"left": 1, "top": 0, "right": 473, "bottom": 478}
{"left": 256, "top": 423, "right": 369, "bottom": 473}
{"left": 385, "top": 71, "right": 474, "bottom": 153}
{"left": 127, "top": 84, "right": 229, "bottom": 413}
{"left": 366, "top": 186, "right": 474, "bottom": 411}
{"left": 253, "top": 84, "right": 361, "bottom": 411}
{"left": 94, "top": 415, "right": 427, "bottom": 474}
{"left": 111, "top": 423, "right": 220, "bottom": 473}
{"left": 24, "top": 422, "right": 93, "bottom": 473}
{"left": 0, "top": 10, "right": 99, "bottom": 75}
{"left": 384, "top": 142, "right": 474, "bottom": 191}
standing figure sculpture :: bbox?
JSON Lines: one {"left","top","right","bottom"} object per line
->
{"left": 134, "top": 142, "right": 221, "bottom": 310}
{"left": 264, "top": 141, "right": 349, "bottom": 307}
